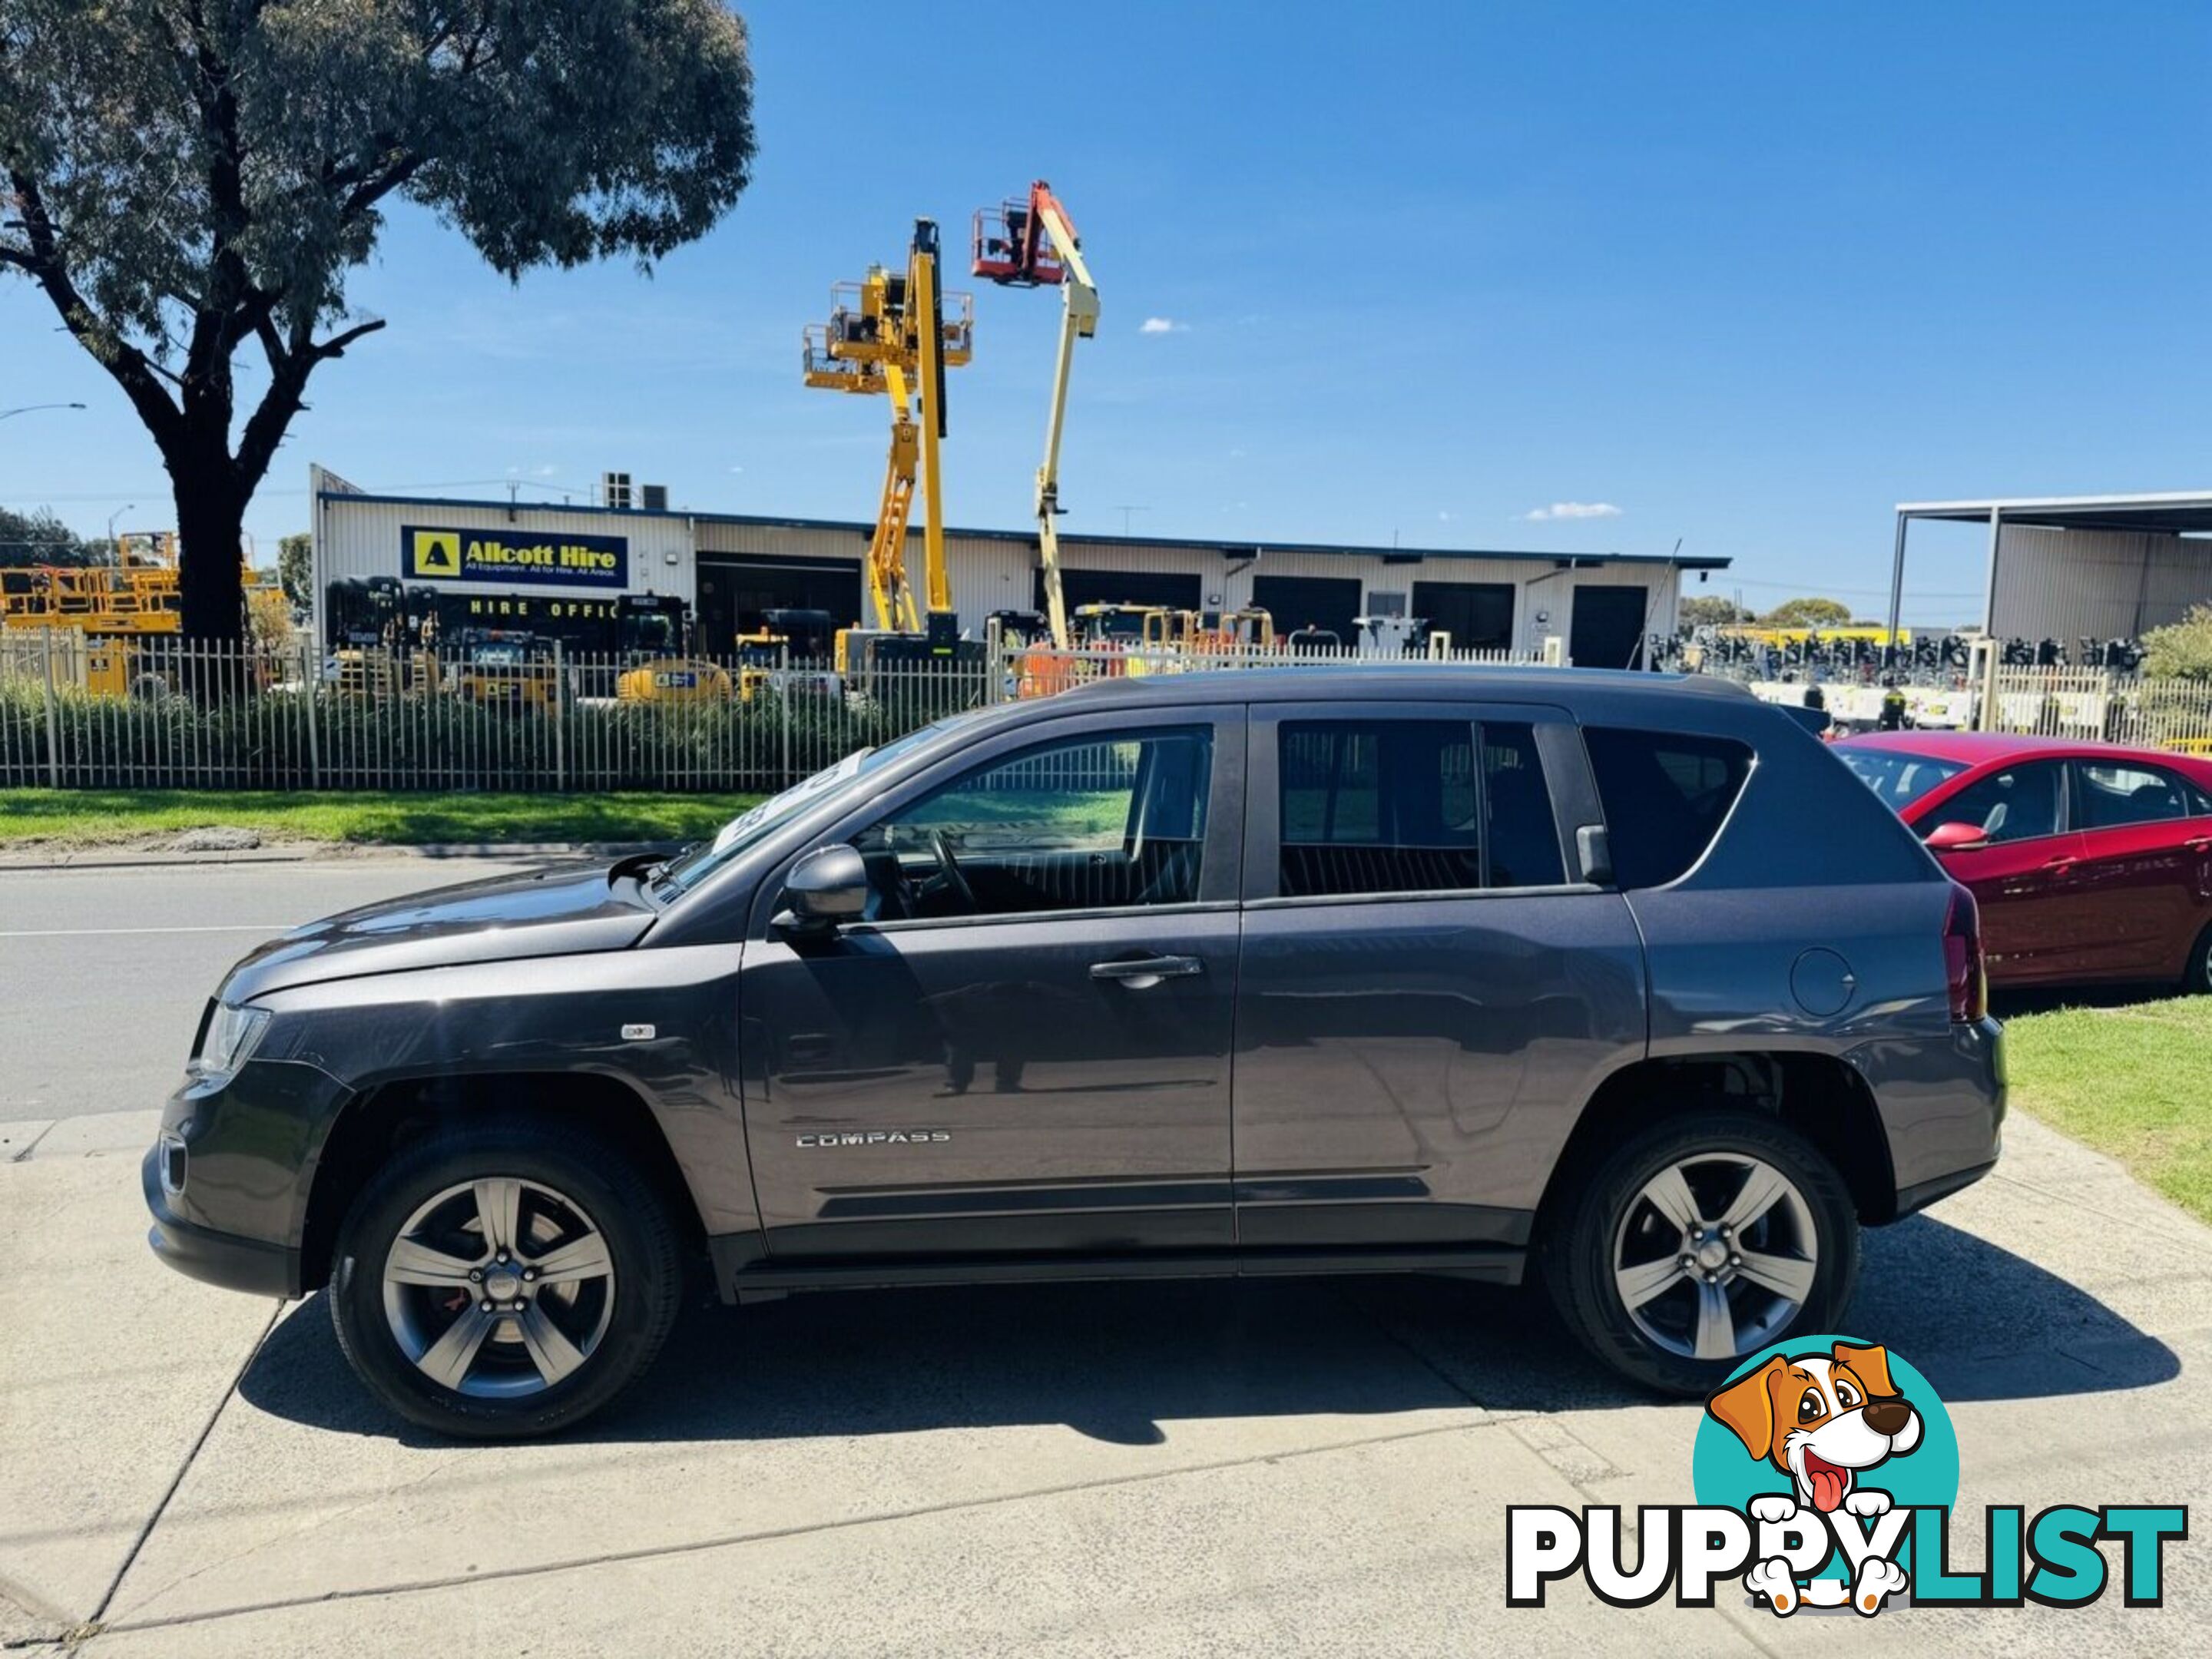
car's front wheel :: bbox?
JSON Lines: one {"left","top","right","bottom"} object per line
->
{"left": 329, "top": 1120, "right": 681, "bottom": 1438}
{"left": 1543, "top": 1110, "right": 1859, "bottom": 1396}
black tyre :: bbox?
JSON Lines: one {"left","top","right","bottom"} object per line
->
{"left": 2184, "top": 922, "right": 2212, "bottom": 995}
{"left": 1542, "top": 1110, "right": 1859, "bottom": 1396}
{"left": 329, "top": 1118, "right": 681, "bottom": 1439}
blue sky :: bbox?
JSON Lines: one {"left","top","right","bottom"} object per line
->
{"left": 2, "top": 0, "right": 2207, "bottom": 621}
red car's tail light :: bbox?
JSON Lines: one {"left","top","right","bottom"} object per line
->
{"left": 1944, "top": 882, "right": 1987, "bottom": 1023}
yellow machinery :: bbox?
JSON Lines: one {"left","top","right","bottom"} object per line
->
{"left": 615, "top": 657, "right": 733, "bottom": 703}
{"left": 324, "top": 576, "right": 438, "bottom": 697}
{"left": 1142, "top": 610, "right": 1194, "bottom": 651}
{"left": 2, "top": 532, "right": 277, "bottom": 694}
{"left": 803, "top": 218, "right": 973, "bottom": 647}
{"left": 2, "top": 535, "right": 184, "bottom": 637}
{"left": 974, "top": 180, "right": 1098, "bottom": 650}
{"left": 1209, "top": 607, "right": 1277, "bottom": 651}
{"left": 613, "top": 594, "right": 732, "bottom": 704}
{"left": 730, "top": 626, "right": 790, "bottom": 703}
{"left": 447, "top": 628, "right": 558, "bottom": 710}
{"left": 1072, "top": 602, "right": 1165, "bottom": 644}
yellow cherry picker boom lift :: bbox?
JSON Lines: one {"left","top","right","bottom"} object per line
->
{"left": 973, "top": 180, "right": 1098, "bottom": 650}
{"left": 802, "top": 218, "right": 974, "bottom": 676}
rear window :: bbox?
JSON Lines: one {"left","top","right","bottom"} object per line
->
{"left": 1836, "top": 747, "right": 1969, "bottom": 811}
{"left": 1583, "top": 728, "right": 1753, "bottom": 888}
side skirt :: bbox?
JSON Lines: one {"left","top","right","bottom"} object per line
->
{"left": 706, "top": 1235, "right": 1525, "bottom": 1302}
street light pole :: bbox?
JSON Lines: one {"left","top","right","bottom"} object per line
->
{"left": 0, "top": 402, "right": 88, "bottom": 421}
{"left": 107, "top": 505, "right": 137, "bottom": 565}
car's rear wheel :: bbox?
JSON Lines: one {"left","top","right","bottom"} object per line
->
{"left": 1543, "top": 1110, "right": 1859, "bottom": 1396}
{"left": 329, "top": 1119, "right": 680, "bottom": 1439}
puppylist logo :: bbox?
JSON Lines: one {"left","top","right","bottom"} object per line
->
{"left": 1508, "top": 1336, "right": 2187, "bottom": 1618}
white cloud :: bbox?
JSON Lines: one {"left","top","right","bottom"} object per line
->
{"left": 728, "top": 465, "right": 745, "bottom": 474}
{"left": 1522, "top": 501, "right": 1623, "bottom": 522}
{"left": 1437, "top": 510, "right": 1452, "bottom": 522}
{"left": 1138, "top": 316, "right": 1187, "bottom": 335}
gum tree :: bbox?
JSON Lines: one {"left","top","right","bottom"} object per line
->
{"left": 0, "top": 2, "right": 755, "bottom": 639}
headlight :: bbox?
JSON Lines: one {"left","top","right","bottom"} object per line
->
{"left": 190, "top": 1003, "right": 270, "bottom": 1081}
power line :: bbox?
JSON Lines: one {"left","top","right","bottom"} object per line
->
{"left": 1725, "top": 575, "right": 1984, "bottom": 599}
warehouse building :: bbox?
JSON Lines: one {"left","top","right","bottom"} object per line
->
{"left": 1889, "top": 490, "right": 2212, "bottom": 645}
{"left": 310, "top": 464, "right": 1728, "bottom": 665}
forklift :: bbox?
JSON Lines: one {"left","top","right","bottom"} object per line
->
{"left": 447, "top": 626, "right": 559, "bottom": 710}
{"left": 732, "top": 608, "right": 842, "bottom": 703}
{"left": 325, "top": 577, "right": 437, "bottom": 697}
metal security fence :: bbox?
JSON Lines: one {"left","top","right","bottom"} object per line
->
{"left": 1984, "top": 667, "right": 2212, "bottom": 755}
{"left": 0, "top": 635, "right": 982, "bottom": 793}
{"left": 0, "top": 631, "right": 1557, "bottom": 795}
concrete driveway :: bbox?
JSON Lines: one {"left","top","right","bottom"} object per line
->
{"left": 2, "top": 1101, "right": 2205, "bottom": 1656}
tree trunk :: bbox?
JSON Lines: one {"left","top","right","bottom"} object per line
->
{"left": 168, "top": 445, "right": 247, "bottom": 643}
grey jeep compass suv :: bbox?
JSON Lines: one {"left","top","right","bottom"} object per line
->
{"left": 145, "top": 667, "right": 2004, "bottom": 1437}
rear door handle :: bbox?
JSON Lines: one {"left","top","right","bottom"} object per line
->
{"left": 1090, "top": 955, "right": 1204, "bottom": 988}
{"left": 2186, "top": 837, "right": 2212, "bottom": 853}
{"left": 2042, "top": 856, "right": 2078, "bottom": 870}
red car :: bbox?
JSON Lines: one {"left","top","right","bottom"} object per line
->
{"left": 1836, "top": 730, "right": 2212, "bottom": 990}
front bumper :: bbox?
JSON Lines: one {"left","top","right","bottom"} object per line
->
{"left": 143, "top": 1147, "right": 300, "bottom": 1297}
{"left": 143, "top": 1055, "right": 346, "bottom": 1299}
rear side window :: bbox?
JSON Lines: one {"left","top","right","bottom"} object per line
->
{"left": 1583, "top": 728, "right": 1753, "bottom": 888}
{"left": 2071, "top": 761, "right": 2210, "bottom": 829}
{"left": 1277, "top": 718, "right": 1563, "bottom": 897}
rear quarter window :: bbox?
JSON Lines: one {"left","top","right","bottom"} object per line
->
{"left": 1583, "top": 727, "right": 1753, "bottom": 888}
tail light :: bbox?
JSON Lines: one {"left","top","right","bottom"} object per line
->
{"left": 1943, "top": 883, "right": 1987, "bottom": 1023}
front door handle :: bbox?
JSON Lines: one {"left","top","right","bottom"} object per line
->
{"left": 2186, "top": 836, "right": 2212, "bottom": 853}
{"left": 2042, "top": 856, "right": 2078, "bottom": 871}
{"left": 1090, "top": 955, "right": 1204, "bottom": 989}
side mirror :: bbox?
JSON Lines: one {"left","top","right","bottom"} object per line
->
{"left": 1923, "top": 821, "right": 1989, "bottom": 854}
{"left": 773, "top": 843, "right": 869, "bottom": 937}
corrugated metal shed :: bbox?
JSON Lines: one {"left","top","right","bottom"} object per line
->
{"left": 1893, "top": 492, "right": 2212, "bottom": 642}
{"left": 1987, "top": 525, "right": 2212, "bottom": 642}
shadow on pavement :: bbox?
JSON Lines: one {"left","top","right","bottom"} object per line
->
{"left": 236, "top": 1213, "right": 2176, "bottom": 1446}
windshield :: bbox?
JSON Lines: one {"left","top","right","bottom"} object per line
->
{"left": 651, "top": 719, "right": 956, "bottom": 896}
{"left": 1837, "top": 747, "right": 1969, "bottom": 812}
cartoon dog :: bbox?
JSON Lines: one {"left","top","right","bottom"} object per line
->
{"left": 1707, "top": 1341, "right": 1923, "bottom": 1616}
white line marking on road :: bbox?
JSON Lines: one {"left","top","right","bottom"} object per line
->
{"left": 0, "top": 925, "right": 293, "bottom": 938}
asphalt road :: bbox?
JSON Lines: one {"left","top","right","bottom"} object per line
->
{"left": 0, "top": 856, "right": 525, "bottom": 1124}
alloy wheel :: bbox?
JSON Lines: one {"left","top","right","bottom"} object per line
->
{"left": 379, "top": 1177, "right": 617, "bottom": 1399}
{"left": 1611, "top": 1154, "right": 1817, "bottom": 1362}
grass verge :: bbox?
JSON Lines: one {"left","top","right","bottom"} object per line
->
{"left": 2004, "top": 994, "right": 2212, "bottom": 1224}
{"left": 0, "top": 787, "right": 761, "bottom": 849}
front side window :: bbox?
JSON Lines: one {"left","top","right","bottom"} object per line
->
{"left": 2072, "top": 761, "right": 2208, "bottom": 830}
{"left": 1276, "top": 718, "right": 1562, "bottom": 898}
{"left": 654, "top": 718, "right": 962, "bottom": 896}
{"left": 854, "top": 726, "right": 1213, "bottom": 919}
{"left": 1920, "top": 760, "right": 2064, "bottom": 844}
